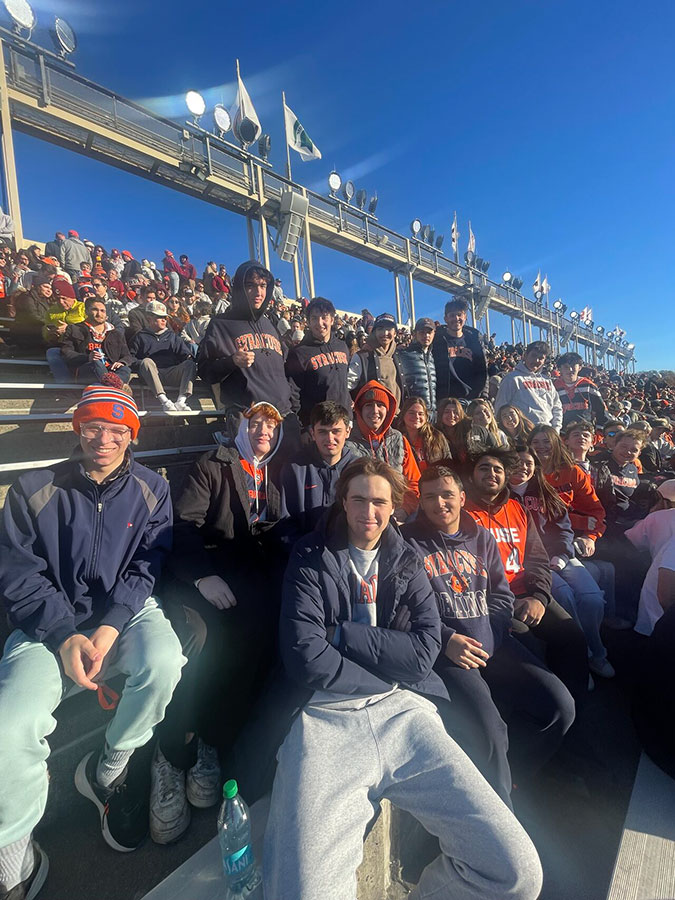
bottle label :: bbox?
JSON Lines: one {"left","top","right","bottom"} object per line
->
{"left": 223, "top": 844, "right": 253, "bottom": 877}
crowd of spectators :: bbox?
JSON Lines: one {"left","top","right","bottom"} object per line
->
{"left": 0, "top": 232, "right": 674, "bottom": 899}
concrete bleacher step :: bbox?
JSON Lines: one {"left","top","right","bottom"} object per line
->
{"left": 607, "top": 753, "right": 675, "bottom": 899}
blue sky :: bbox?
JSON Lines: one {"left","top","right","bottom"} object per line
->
{"left": 11, "top": 0, "right": 675, "bottom": 368}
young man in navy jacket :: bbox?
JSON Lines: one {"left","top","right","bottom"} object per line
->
{"left": 0, "top": 386, "right": 185, "bottom": 899}
{"left": 281, "top": 401, "right": 354, "bottom": 540}
{"left": 403, "top": 464, "right": 575, "bottom": 801}
{"left": 264, "top": 456, "right": 542, "bottom": 900}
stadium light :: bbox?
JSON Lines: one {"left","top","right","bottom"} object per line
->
{"left": 429, "top": 228, "right": 436, "bottom": 246}
{"left": 596, "top": 325, "right": 605, "bottom": 335}
{"left": 553, "top": 300, "right": 564, "bottom": 311}
{"left": 185, "top": 91, "right": 206, "bottom": 121}
{"left": 50, "top": 16, "right": 77, "bottom": 57}
{"left": 355, "top": 189, "right": 367, "bottom": 210}
{"left": 368, "top": 195, "right": 378, "bottom": 215}
{"left": 421, "top": 225, "right": 431, "bottom": 244}
{"left": 533, "top": 289, "right": 543, "bottom": 301}
{"left": 475, "top": 256, "right": 484, "bottom": 270}
{"left": 342, "top": 180, "right": 355, "bottom": 203}
{"left": 569, "top": 310, "right": 579, "bottom": 320}
{"left": 464, "top": 250, "right": 475, "bottom": 266}
{"left": 435, "top": 234, "right": 444, "bottom": 250}
{"left": 213, "top": 104, "right": 232, "bottom": 136}
{"left": 410, "top": 219, "right": 422, "bottom": 237}
{"left": 3, "top": 0, "right": 35, "bottom": 33}
{"left": 511, "top": 277, "right": 524, "bottom": 291}
{"left": 480, "top": 259, "right": 490, "bottom": 273}
{"left": 328, "top": 171, "right": 342, "bottom": 196}
{"left": 627, "top": 343, "right": 635, "bottom": 350}
{"left": 257, "top": 134, "right": 271, "bottom": 161}
{"left": 502, "top": 271, "right": 512, "bottom": 283}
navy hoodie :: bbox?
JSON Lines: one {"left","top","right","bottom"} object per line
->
{"left": 129, "top": 326, "right": 191, "bottom": 368}
{"left": 402, "top": 510, "right": 514, "bottom": 658}
{"left": 286, "top": 332, "right": 351, "bottom": 425}
{"left": 197, "top": 261, "right": 292, "bottom": 415}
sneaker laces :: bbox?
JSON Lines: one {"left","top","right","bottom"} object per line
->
{"left": 155, "top": 755, "right": 183, "bottom": 803}
{"left": 193, "top": 741, "right": 219, "bottom": 777}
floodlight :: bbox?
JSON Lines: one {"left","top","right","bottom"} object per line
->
{"left": 475, "top": 257, "right": 483, "bottom": 270}
{"left": 502, "top": 271, "right": 512, "bottom": 283}
{"left": 464, "top": 250, "right": 475, "bottom": 266}
{"left": 587, "top": 320, "right": 594, "bottom": 329}
{"left": 429, "top": 228, "right": 436, "bottom": 246}
{"left": 213, "top": 104, "right": 231, "bottom": 135}
{"left": 410, "top": 219, "right": 422, "bottom": 236}
{"left": 258, "top": 133, "right": 271, "bottom": 161}
{"left": 511, "top": 277, "right": 524, "bottom": 291}
{"left": 553, "top": 300, "right": 564, "bottom": 311}
{"left": 342, "top": 180, "right": 355, "bottom": 203}
{"left": 534, "top": 289, "right": 543, "bottom": 301}
{"left": 435, "top": 235, "right": 444, "bottom": 250}
{"left": 328, "top": 171, "right": 342, "bottom": 194}
{"left": 569, "top": 310, "right": 579, "bottom": 320}
{"left": 627, "top": 343, "right": 635, "bottom": 350}
{"left": 355, "top": 189, "right": 367, "bottom": 210}
{"left": 596, "top": 325, "right": 604, "bottom": 335}
{"left": 481, "top": 259, "right": 490, "bottom": 273}
{"left": 51, "top": 17, "right": 76, "bottom": 57}
{"left": 421, "top": 225, "right": 431, "bottom": 244}
{"left": 368, "top": 195, "right": 378, "bottom": 215}
{"left": 3, "top": 0, "right": 35, "bottom": 32}
{"left": 185, "top": 91, "right": 206, "bottom": 119}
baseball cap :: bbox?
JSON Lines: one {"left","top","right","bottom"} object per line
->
{"left": 373, "top": 312, "right": 397, "bottom": 330}
{"left": 145, "top": 300, "right": 168, "bottom": 317}
{"left": 414, "top": 317, "right": 436, "bottom": 331}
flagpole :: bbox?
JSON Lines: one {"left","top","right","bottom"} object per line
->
{"left": 282, "top": 90, "right": 293, "bottom": 183}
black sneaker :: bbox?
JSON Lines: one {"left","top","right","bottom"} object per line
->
{"left": 0, "top": 841, "right": 48, "bottom": 900}
{"left": 74, "top": 750, "right": 147, "bottom": 852}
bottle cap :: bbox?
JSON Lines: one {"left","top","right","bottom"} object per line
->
{"left": 223, "top": 779, "right": 238, "bottom": 799}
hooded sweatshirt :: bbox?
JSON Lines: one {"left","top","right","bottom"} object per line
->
{"left": 432, "top": 324, "right": 487, "bottom": 401}
{"left": 234, "top": 414, "right": 284, "bottom": 523}
{"left": 285, "top": 331, "right": 351, "bottom": 425}
{"left": 495, "top": 362, "right": 563, "bottom": 429}
{"left": 347, "top": 336, "right": 404, "bottom": 410}
{"left": 197, "top": 261, "right": 292, "bottom": 415}
{"left": 464, "top": 485, "right": 553, "bottom": 606}
{"left": 402, "top": 510, "right": 514, "bottom": 657}
{"left": 346, "top": 380, "right": 420, "bottom": 509}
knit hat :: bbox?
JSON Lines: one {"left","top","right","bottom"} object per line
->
{"left": 68, "top": 229, "right": 79, "bottom": 238}
{"left": 52, "top": 276, "right": 76, "bottom": 300}
{"left": 355, "top": 384, "right": 390, "bottom": 409}
{"left": 373, "top": 312, "right": 397, "bottom": 331}
{"left": 72, "top": 385, "right": 141, "bottom": 440}
{"left": 657, "top": 480, "right": 675, "bottom": 501}
{"left": 121, "top": 250, "right": 133, "bottom": 259}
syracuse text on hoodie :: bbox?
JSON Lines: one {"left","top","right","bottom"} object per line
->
{"left": 494, "top": 362, "right": 563, "bottom": 429}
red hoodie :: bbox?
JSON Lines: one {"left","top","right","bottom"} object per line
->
{"left": 544, "top": 465, "right": 606, "bottom": 541}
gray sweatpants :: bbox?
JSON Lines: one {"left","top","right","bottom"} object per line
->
{"left": 263, "top": 688, "right": 542, "bottom": 900}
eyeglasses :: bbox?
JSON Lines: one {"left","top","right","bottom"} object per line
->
{"left": 80, "top": 424, "right": 131, "bottom": 441}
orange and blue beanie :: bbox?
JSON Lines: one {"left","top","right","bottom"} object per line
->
{"left": 72, "top": 385, "right": 141, "bottom": 439}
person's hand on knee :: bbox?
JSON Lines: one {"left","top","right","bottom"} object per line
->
{"left": 196, "top": 575, "right": 237, "bottom": 610}
{"left": 58, "top": 633, "right": 102, "bottom": 690}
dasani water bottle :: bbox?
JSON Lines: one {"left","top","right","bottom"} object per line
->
{"left": 217, "top": 779, "right": 262, "bottom": 897}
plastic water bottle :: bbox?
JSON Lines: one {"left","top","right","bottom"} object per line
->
{"left": 217, "top": 779, "right": 262, "bottom": 897}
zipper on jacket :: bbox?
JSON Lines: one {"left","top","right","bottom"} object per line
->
{"left": 87, "top": 487, "right": 104, "bottom": 582}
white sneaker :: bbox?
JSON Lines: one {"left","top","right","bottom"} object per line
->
{"left": 174, "top": 396, "right": 192, "bottom": 412}
{"left": 159, "top": 396, "right": 177, "bottom": 412}
{"left": 150, "top": 748, "right": 190, "bottom": 844}
{"left": 186, "top": 739, "right": 221, "bottom": 808}
{"left": 589, "top": 657, "right": 615, "bottom": 678}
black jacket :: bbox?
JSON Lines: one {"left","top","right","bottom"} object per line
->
{"left": 61, "top": 322, "right": 133, "bottom": 370}
{"left": 432, "top": 325, "right": 487, "bottom": 402}
{"left": 285, "top": 332, "right": 351, "bottom": 425}
{"left": 197, "top": 261, "right": 292, "bottom": 415}
{"left": 171, "top": 444, "right": 284, "bottom": 587}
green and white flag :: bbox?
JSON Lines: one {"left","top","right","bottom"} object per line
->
{"left": 284, "top": 102, "right": 322, "bottom": 161}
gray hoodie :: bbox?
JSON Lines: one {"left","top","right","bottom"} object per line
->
{"left": 494, "top": 361, "right": 563, "bottom": 429}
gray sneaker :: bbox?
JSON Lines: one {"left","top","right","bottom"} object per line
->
{"left": 149, "top": 748, "right": 190, "bottom": 844}
{"left": 186, "top": 739, "right": 221, "bottom": 808}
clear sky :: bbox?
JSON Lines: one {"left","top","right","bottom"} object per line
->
{"left": 11, "top": 0, "right": 675, "bottom": 369}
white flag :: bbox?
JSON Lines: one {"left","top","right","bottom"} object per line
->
{"left": 284, "top": 102, "right": 322, "bottom": 161}
{"left": 467, "top": 221, "right": 476, "bottom": 254}
{"left": 533, "top": 271, "right": 542, "bottom": 294}
{"left": 451, "top": 211, "right": 459, "bottom": 254}
{"left": 542, "top": 275, "right": 550, "bottom": 295}
{"left": 230, "top": 70, "right": 262, "bottom": 147}
{"left": 580, "top": 306, "right": 592, "bottom": 324}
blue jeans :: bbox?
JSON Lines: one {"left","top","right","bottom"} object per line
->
{"left": 77, "top": 360, "right": 132, "bottom": 385}
{"left": 582, "top": 559, "right": 616, "bottom": 619}
{"left": 552, "top": 559, "right": 607, "bottom": 660}
{"left": 45, "top": 347, "right": 72, "bottom": 383}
